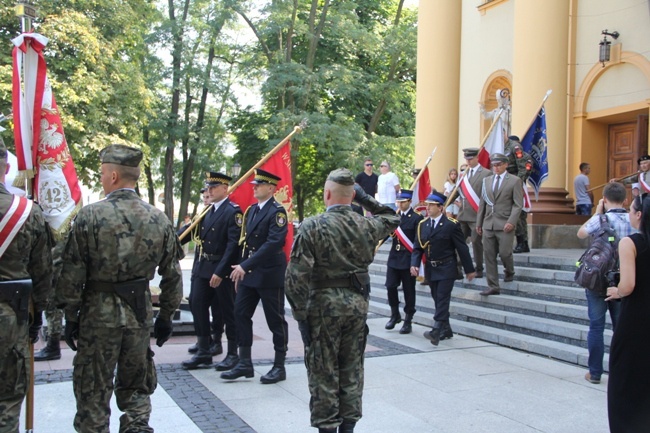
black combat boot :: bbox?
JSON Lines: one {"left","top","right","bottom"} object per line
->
{"left": 210, "top": 333, "right": 223, "bottom": 356}
{"left": 181, "top": 336, "right": 213, "bottom": 370}
{"left": 384, "top": 305, "right": 402, "bottom": 330}
{"left": 513, "top": 236, "right": 524, "bottom": 253}
{"left": 215, "top": 340, "right": 239, "bottom": 371}
{"left": 34, "top": 335, "right": 61, "bottom": 361}
{"left": 440, "top": 321, "right": 453, "bottom": 341}
{"left": 220, "top": 346, "right": 254, "bottom": 380}
{"left": 339, "top": 422, "right": 356, "bottom": 432}
{"left": 519, "top": 241, "right": 530, "bottom": 253}
{"left": 318, "top": 429, "right": 336, "bottom": 433}
{"left": 423, "top": 322, "right": 442, "bottom": 346}
{"left": 399, "top": 313, "right": 413, "bottom": 334}
{"left": 260, "top": 351, "right": 286, "bottom": 384}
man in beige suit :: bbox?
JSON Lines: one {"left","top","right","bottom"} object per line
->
{"left": 476, "top": 153, "right": 523, "bottom": 296}
{"left": 455, "top": 147, "right": 492, "bottom": 278}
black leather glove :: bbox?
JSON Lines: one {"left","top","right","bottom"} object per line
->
{"left": 29, "top": 311, "right": 43, "bottom": 344}
{"left": 64, "top": 320, "right": 79, "bottom": 351}
{"left": 353, "top": 183, "right": 394, "bottom": 215}
{"left": 297, "top": 320, "right": 311, "bottom": 347}
{"left": 154, "top": 317, "right": 173, "bottom": 347}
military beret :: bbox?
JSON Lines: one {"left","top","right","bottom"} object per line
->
{"left": 251, "top": 168, "right": 281, "bottom": 185}
{"left": 638, "top": 155, "right": 650, "bottom": 164}
{"left": 205, "top": 171, "right": 232, "bottom": 187}
{"left": 396, "top": 189, "right": 413, "bottom": 202}
{"left": 462, "top": 147, "right": 479, "bottom": 158}
{"left": 425, "top": 191, "right": 447, "bottom": 205}
{"left": 490, "top": 153, "right": 508, "bottom": 163}
{"left": 508, "top": 135, "right": 520, "bottom": 142}
{"left": 100, "top": 144, "right": 143, "bottom": 167}
{"left": 327, "top": 168, "right": 355, "bottom": 186}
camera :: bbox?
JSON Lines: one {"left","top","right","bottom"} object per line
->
{"left": 606, "top": 270, "right": 620, "bottom": 287}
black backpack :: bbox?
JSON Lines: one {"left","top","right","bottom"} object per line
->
{"left": 574, "top": 214, "right": 620, "bottom": 296}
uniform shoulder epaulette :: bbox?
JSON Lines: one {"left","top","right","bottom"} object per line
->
{"left": 447, "top": 217, "right": 458, "bottom": 224}
{"left": 275, "top": 203, "right": 284, "bottom": 208}
{"left": 229, "top": 201, "right": 240, "bottom": 208}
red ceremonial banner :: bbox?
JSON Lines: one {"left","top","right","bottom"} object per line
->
{"left": 229, "top": 142, "right": 294, "bottom": 260}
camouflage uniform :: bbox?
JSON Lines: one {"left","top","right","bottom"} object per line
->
{"left": 56, "top": 145, "right": 183, "bottom": 433}
{"left": 285, "top": 169, "right": 399, "bottom": 431}
{"left": 504, "top": 137, "right": 532, "bottom": 252}
{"left": 35, "top": 240, "right": 65, "bottom": 361}
{"left": 0, "top": 183, "right": 53, "bottom": 432}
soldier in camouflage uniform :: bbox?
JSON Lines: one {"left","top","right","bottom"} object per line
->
{"left": 504, "top": 135, "right": 533, "bottom": 253}
{"left": 285, "top": 169, "right": 399, "bottom": 433}
{"left": 0, "top": 138, "right": 53, "bottom": 432}
{"left": 56, "top": 144, "right": 183, "bottom": 433}
{"left": 34, "top": 240, "right": 65, "bottom": 361}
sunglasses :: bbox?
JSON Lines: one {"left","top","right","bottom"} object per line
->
{"left": 365, "top": 163, "right": 373, "bottom": 166}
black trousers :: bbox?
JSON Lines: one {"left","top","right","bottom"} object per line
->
{"left": 428, "top": 278, "right": 455, "bottom": 323}
{"left": 189, "top": 275, "right": 236, "bottom": 341}
{"left": 385, "top": 266, "right": 416, "bottom": 315}
{"left": 234, "top": 283, "right": 288, "bottom": 352}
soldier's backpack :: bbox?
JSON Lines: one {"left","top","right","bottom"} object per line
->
{"left": 574, "top": 214, "right": 620, "bottom": 296}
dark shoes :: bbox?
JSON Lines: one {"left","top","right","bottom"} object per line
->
{"left": 182, "top": 336, "right": 213, "bottom": 370}
{"left": 475, "top": 270, "right": 484, "bottom": 278}
{"left": 585, "top": 372, "right": 601, "bottom": 384}
{"left": 215, "top": 353, "right": 239, "bottom": 371}
{"left": 385, "top": 305, "right": 402, "bottom": 330}
{"left": 189, "top": 337, "right": 223, "bottom": 356}
{"left": 260, "top": 366, "right": 286, "bottom": 384}
{"left": 34, "top": 336, "right": 61, "bottom": 361}
{"left": 318, "top": 422, "right": 355, "bottom": 433}
{"left": 504, "top": 271, "right": 515, "bottom": 282}
{"left": 513, "top": 242, "right": 530, "bottom": 253}
{"left": 220, "top": 359, "right": 254, "bottom": 380}
{"left": 480, "top": 288, "right": 501, "bottom": 296}
{"left": 440, "top": 323, "right": 453, "bottom": 341}
{"left": 423, "top": 328, "right": 441, "bottom": 346}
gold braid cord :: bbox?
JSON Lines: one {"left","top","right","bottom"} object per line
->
{"left": 238, "top": 206, "right": 252, "bottom": 248}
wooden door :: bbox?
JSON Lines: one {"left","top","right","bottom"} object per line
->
{"left": 608, "top": 116, "right": 649, "bottom": 206}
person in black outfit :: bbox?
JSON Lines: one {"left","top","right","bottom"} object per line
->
{"left": 355, "top": 158, "right": 378, "bottom": 204}
{"left": 179, "top": 173, "right": 243, "bottom": 370}
{"left": 605, "top": 194, "right": 650, "bottom": 433}
{"left": 384, "top": 189, "right": 423, "bottom": 334}
{"left": 224, "top": 168, "right": 289, "bottom": 384}
{"left": 411, "top": 191, "right": 475, "bottom": 346}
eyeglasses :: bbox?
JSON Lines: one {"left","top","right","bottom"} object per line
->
{"left": 365, "top": 163, "right": 373, "bottom": 166}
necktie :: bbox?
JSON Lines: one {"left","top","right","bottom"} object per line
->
{"left": 493, "top": 175, "right": 501, "bottom": 193}
{"left": 251, "top": 206, "right": 259, "bottom": 221}
{"left": 469, "top": 168, "right": 474, "bottom": 179}
{"left": 211, "top": 205, "right": 217, "bottom": 216}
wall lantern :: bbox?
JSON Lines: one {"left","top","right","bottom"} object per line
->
{"left": 599, "top": 30, "right": 619, "bottom": 67}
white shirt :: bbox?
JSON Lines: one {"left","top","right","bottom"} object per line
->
{"left": 377, "top": 172, "right": 400, "bottom": 204}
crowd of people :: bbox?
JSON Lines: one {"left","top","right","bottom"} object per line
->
{"left": 3, "top": 136, "right": 649, "bottom": 432}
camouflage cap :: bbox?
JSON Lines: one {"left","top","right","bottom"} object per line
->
{"left": 327, "top": 168, "right": 355, "bottom": 186}
{"left": 100, "top": 144, "right": 143, "bottom": 167}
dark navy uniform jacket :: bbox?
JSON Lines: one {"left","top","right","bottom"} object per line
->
{"left": 411, "top": 215, "right": 475, "bottom": 281}
{"left": 387, "top": 208, "right": 423, "bottom": 270}
{"left": 179, "top": 199, "right": 243, "bottom": 280}
{"left": 239, "top": 198, "right": 288, "bottom": 288}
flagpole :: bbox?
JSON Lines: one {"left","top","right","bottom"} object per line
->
{"left": 521, "top": 89, "right": 552, "bottom": 137}
{"left": 442, "top": 108, "right": 505, "bottom": 208}
{"left": 179, "top": 121, "right": 306, "bottom": 241}
{"left": 408, "top": 147, "right": 437, "bottom": 191}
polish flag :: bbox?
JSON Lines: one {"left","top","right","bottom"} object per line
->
{"left": 477, "top": 117, "right": 504, "bottom": 169}
{"left": 411, "top": 167, "right": 431, "bottom": 213}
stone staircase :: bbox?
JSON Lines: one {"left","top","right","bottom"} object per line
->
{"left": 368, "top": 244, "right": 613, "bottom": 370}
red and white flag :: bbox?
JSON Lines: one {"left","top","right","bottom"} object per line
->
{"left": 411, "top": 167, "right": 431, "bottom": 214}
{"left": 229, "top": 141, "right": 294, "bottom": 261}
{"left": 478, "top": 117, "right": 504, "bottom": 169}
{"left": 12, "top": 33, "right": 82, "bottom": 239}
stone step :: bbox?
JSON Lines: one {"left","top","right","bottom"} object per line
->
{"left": 368, "top": 299, "right": 610, "bottom": 371}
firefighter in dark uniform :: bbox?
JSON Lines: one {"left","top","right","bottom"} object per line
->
{"left": 505, "top": 135, "right": 533, "bottom": 253}
{"left": 384, "top": 189, "right": 423, "bottom": 334}
{"left": 179, "top": 172, "right": 243, "bottom": 370}
{"left": 224, "top": 168, "right": 289, "bottom": 384}
{"left": 411, "top": 191, "right": 475, "bottom": 346}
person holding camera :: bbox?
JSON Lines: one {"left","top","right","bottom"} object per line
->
{"left": 605, "top": 193, "right": 650, "bottom": 432}
{"left": 577, "top": 182, "right": 634, "bottom": 384}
